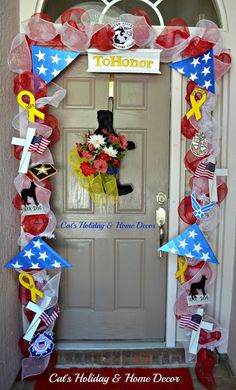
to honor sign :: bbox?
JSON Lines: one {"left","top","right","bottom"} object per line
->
{"left": 87, "top": 49, "right": 162, "bottom": 74}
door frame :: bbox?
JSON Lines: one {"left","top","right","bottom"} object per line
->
{"left": 19, "top": 0, "right": 236, "bottom": 352}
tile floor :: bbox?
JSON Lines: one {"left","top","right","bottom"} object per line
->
{"left": 11, "top": 353, "right": 236, "bottom": 389}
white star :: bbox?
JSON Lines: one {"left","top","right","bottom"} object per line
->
{"left": 189, "top": 72, "right": 198, "bottom": 82}
{"left": 201, "top": 252, "right": 210, "bottom": 261}
{"left": 179, "top": 239, "right": 188, "bottom": 249}
{"left": 202, "top": 52, "right": 211, "bottom": 63}
{"left": 193, "top": 243, "right": 203, "bottom": 253}
{"left": 38, "top": 251, "right": 49, "bottom": 261}
{"left": 51, "top": 69, "right": 60, "bottom": 78}
{"left": 35, "top": 50, "right": 46, "bottom": 61}
{"left": 186, "top": 252, "right": 194, "bottom": 258}
{"left": 202, "top": 67, "right": 211, "bottom": 76}
{"left": 189, "top": 229, "right": 197, "bottom": 239}
{"left": 191, "top": 57, "right": 201, "bottom": 67}
{"left": 64, "top": 56, "right": 74, "bottom": 66}
{"left": 24, "top": 249, "right": 34, "bottom": 259}
{"left": 33, "top": 239, "right": 43, "bottom": 249}
{"left": 12, "top": 261, "right": 23, "bottom": 268}
{"left": 30, "top": 262, "right": 40, "bottom": 269}
{"left": 202, "top": 80, "right": 213, "bottom": 90}
{"left": 177, "top": 67, "right": 185, "bottom": 74}
{"left": 169, "top": 246, "right": 178, "bottom": 254}
{"left": 51, "top": 54, "right": 61, "bottom": 64}
{"left": 52, "top": 260, "right": 61, "bottom": 268}
{"left": 37, "top": 64, "right": 48, "bottom": 76}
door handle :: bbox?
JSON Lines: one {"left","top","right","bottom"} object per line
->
{"left": 156, "top": 206, "right": 166, "bottom": 258}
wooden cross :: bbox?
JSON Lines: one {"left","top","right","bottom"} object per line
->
{"left": 189, "top": 308, "right": 213, "bottom": 355}
{"left": 11, "top": 127, "right": 36, "bottom": 174}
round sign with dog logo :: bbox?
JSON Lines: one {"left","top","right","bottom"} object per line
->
{"left": 112, "top": 22, "right": 135, "bottom": 50}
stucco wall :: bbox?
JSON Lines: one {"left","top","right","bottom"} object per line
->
{"left": 228, "top": 233, "right": 236, "bottom": 374}
{"left": 0, "top": 1, "right": 22, "bottom": 389}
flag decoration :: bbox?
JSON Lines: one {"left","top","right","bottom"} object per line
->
{"left": 29, "top": 163, "right": 57, "bottom": 181}
{"left": 28, "top": 135, "right": 50, "bottom": 155}
{"left": 29, "top": 331, "right": 54, "bottom": 358}
{"left": 191, "top": 192, "right": 215, "bottom": 219}
{"left": 4, "top": 237, "right": 72, "bottom": 269}
{"left": 170, "top": 49, "right": 215, "bottom": 93}
{"left": 32, "top": 46, "right": 80, "bottom": 84}
{"left": 159, "top": 223, "right": 219, "bottom": 264}
{"left": 180, "top": 313, "right": 202, "bottom": 331}
{"left": 195, "top": 160, "right": 216, "bottom": 179}
{"left": 40, "top": 306, "right": 59, "bottom": 326}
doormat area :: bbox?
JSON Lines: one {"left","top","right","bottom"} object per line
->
{"left": 34, "top": 367, "right": 194, "bottom": 389}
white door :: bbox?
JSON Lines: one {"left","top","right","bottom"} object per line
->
{"left": 50, "top": 56, "right": 170, "bottom": 340}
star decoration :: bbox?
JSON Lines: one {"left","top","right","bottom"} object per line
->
{"left": 51, "top": 69, "right": 60, "bottom": 78}
{"left": 64, "top": 56, "right": 74, "bottom": 66}
{"left": 35, "top": 164, "right": 51, "bottom": 175}
{"left": 12, "top": 261, "right": 23, "bottom": 268}
{"left": 30, "top": 263, "right": 40, "bottom": 269}
{"left": 52, "top": 260, "right": 61, "bottom": 268}
{"left": 24, "top": 249, "right": 34, "bottom": 259}
{"left": 177, "top": 67, "right": 185, "bottom": 74}
{"left": 191, "top": 57, "right": 201, "bottom": 67}
{"left": 35, "top": 50, "right": 46, "bottom": 61}
{"left": 189, "top": 72, "right": 198, "bottom": 81}
{"left": 38, "top": 252, "right": 49, "bottom": 261}
{"left": 202, "top": 52, "right": 211, "bottom": 63}
{"left": 51, "top": 54, "right": 61, "bottom": 64}
{"left": 203, "top": 80, "right": 213, "bottom": 90}
{"left": 37, "top": 64, "right": 48, "bottom": 76}
{"left": 193, "top": 243, "right": 203, "bottom": 253}
{"left": 201, "top": 252, "right": 211, "bottom": 261}
{"left": 189, "top": 230, "right": 198, "bottom": 239}
{"left": 179, "top": 239, "right": 188, "bottom": 249}
{"left": 202, "top": 67, "right": 211, "bottom": 76}
{"left": 33, "top": 239, "right": 43, "bottom": 249}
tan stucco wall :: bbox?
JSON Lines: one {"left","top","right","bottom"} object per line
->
{"left": 228, "top": 233, "right": 236, "bottom": 374}
{"left": 0, "top": 0, "right": 22, "bottom": 389}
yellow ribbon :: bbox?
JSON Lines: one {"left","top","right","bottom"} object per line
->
{"left": 68, "top": 148, "right": 119, "bottom": 205}
{"left": 175, "top": 256, "right": 188, "bottom": 284}
{"left": 186, "top": 88, "right": 207, "bottom": 121}
{"left": 19, "top": 273, "right": 44, "bottom": 303}
{"left": 17, "top": 90, "right": 45, "bottom": 123}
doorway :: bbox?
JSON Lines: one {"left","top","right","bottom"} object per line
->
{"left": 49, "top": 56, "right": 170, "bottom": 340}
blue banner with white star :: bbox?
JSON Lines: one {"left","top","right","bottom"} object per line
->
{"left": 159, "top": 223, "right": 219, "bottom": 264}
{"left": 169, "top": 49, "right": 215, "bottom": 93}
{"left": 32, "top": 46, "right": 80, "bottom": 84}
{"left": 4, "top": 237, "right": 72, "bottom": 269}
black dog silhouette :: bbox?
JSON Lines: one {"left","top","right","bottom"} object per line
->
{"left": 189, "top": 275, "right": 207, "bottom": 300}
{"left": 21, "top": 181, "right": 38, "bottom": 206}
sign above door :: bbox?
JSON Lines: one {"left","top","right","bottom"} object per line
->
{"left": 87, "top": 49, "right": 162, "bottom": 74}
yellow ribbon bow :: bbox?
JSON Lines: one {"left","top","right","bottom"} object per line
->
{"left": 17, "top": 90, "right": 45, "bottom": 123}
{"left": 19, "top": 273, "right": 44, "bottom": 303}
{"left": 186, "top": 87, "right": 207, "bottom": 121}
{"left": 175, "top": 256, "right": 188, "bottom": 284}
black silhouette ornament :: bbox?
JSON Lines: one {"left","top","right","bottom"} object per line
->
{"left": 189, "top": 275, "right": 207, "bottom": 300}
{"left": 21, "top": 181, "right": 39, "bottom": 206}
{"left": 95, "top": 110, "right": 135, "bottom": 196}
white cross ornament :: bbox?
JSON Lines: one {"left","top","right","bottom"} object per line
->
{"left": 11, "top": 128, "right": 36, "bottom": 174}
{"left": 23, "top": 296, "right": 51, "bottom": 341}
{"left": 189, "top": 308, "right": 213, "bottom": 355}
{"left": 208, "top": 157, "right": 228, "bottom": 202}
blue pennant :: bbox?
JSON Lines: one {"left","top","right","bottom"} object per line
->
{"left": 32, "top": 46, "right": 80, "bottom": 84}
{"left": 159, "top": 223, "right": 219, "bottom": 264}
{"left": 191, "top": 192, "right": 215, "bottom": 219}
{"left": 169, "top": 49, "right": 215, "bottom": 94}
{"left": 4, "top": 237, "right": 72, "bottom": 269}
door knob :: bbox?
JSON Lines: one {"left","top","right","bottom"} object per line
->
{"left": 156, "top": 207, "right": 166, "bottom": 258}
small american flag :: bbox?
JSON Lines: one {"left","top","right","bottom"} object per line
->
{"left": 179, "top": 313, "right": 202, "bottom": 331}
{"left": 194, "top": 161, "right": 215, "bottom": 180}
{"left": 28, "top": 135, "right": 50, "bottom": 155}
{"left": 40, "top": 306, "right": 59, "bottom": 326}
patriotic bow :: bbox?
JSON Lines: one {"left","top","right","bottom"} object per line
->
{"left": 191, "top": 192, "right": 215, "bottom": 219}
{"left": 28, "top": 135, "right": 50, "bottom": 155}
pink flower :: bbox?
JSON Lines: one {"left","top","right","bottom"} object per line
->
{"left": 109, "top": 134, "right": 120, "bottom": 144}
{"left": 119, "top": 134, "right": 128, "bottom": 149}
{"left": 94, "top": 158, "right": 108, "bottom": 173}
{"left": 88, "top": 144, "right": 95, "bottom": 152}
{"left": 81, "top": 149, "right": 93, "bottom": 159}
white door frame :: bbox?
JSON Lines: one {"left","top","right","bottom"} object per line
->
{"left": 19, "top": 0, "right": 236, "bottom": 352}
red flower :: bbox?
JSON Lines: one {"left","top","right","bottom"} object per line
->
{"left": 94, "top": 159, "right": 108, "bottom": 173}
{"left": 76, "top": 143, "right": 83, "bottom": 157}
{"left": 80, "top": 162, "right": 96, "bottom": 176}
{"left": 109, "top": 134, "right": 120, "bottom": 144}
{"left": 88, "top": 143, "right": 95, "bottom": 152}
{"left": 102, "top": 129, "right": 108, "bottom": 135}
{"left": 113, "top": 159, "right": 120, "bottom": 168}
{"left": 81, "top": 149, "right": 93, "bottom": 159}
{"left": 119, "top": 134, "right": 128, "bottom": 149}
{"left": 98, "top": 152, "right": 111, "bottom": 162}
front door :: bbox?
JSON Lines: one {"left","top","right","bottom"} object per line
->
{"left": 51, "top": 56, "right": 170, "bottom": 340}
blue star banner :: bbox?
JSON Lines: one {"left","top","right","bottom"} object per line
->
{"left": 4, "top": 237, "right": 72, "bottom": 269}
{"left": 169, "top": 49, "right": 215, "bottom": 93}
{"left": 159, "top": 223, "right": 219, "bottom": 264}
{"left": 32, "top": 46, "right": 80, "bottom": 84}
